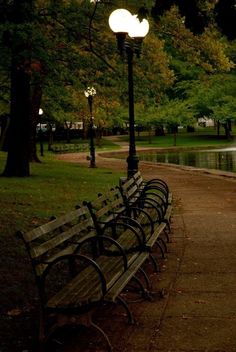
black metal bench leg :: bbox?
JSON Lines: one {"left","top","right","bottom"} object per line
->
{"left": 138, "top": 267, "right": 151, "bottom": 290}
{"left": 90, "top": 321, "right": 113, "bottom": 352}
{"left": 165, "top": 219, "right": 171, "bottom": 234}
{"left": 116, "top": 296, "right": 134, "bottom": 324}
{"left": 38, "top": 314, "right": 113, "bottom": 352}
{"left": 156, "top": 240, "right": 166, "bottom": 258}
{"left": 158, "top": 237, "right": 168, "bottom": 253}
{"left": 132, "top": 275, "right": 153, "bottom": 301}
{"left": 163, "top": 228, "right": 170, "bottom": 243}
{"left": 149, "top": 253, "right": 160, "bottom": 272}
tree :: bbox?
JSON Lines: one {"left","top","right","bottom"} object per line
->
{"left": 1, "top": 0, "right": 235, "bottom": 177}
{"left": 175, "top": 73, "right": 236, "bottom": 138}
{"left": 2, "top": 0, "right": 32, "bottom": 176}
{"left": 152, "top": 0, "right": 216, "bottom": 34}
{"left": 0, "top": 0, "right": 97, "bottom": 175}
{"left": 155, "top": 5, "right": 234, "bottom": 74}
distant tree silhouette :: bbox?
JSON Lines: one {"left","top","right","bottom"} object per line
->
{"left": 152, "top": 0, "right": 209, "bottom": 34}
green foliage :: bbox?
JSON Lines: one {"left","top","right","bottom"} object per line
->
{"left": 0, "top": 0, "right": 235, "bottom": 159}
{"left": 174, "top": 73, "right": 236, "bottom": 123}
{"left": 158, "top": 5, "right": 234, "bottom": 73}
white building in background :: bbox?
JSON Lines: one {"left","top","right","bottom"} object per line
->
{"left": 36, "top": 123, "right": 56, "bottom": 132}
{"left": 65, "top": 121, "right": 83, "bottom": 130}
{"left": 198, "top": 117, "right": 215, "bottom": 127}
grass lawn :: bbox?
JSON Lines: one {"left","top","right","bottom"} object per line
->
{"left": 119, "top": 127, "right": 236, "bottom": 149}
{"left": 0, "top": 152, "right": 124, "bottom": 232}
{"left": 0, "top": 150, "right": 124, "bottom": 352}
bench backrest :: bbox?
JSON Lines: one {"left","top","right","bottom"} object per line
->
{"left": 84, "top": 187, "right": 126, "bottom": 234}
{"left": 119, "top": 176, "right": 140, "bottom": 206}
{"left": 132, "top": 171, "right": 169, "bottom": 206}
{"left": 133, "top": 171, "right": 169, "bottom": 193}
{"left": 132, "top": 171, "right": 143, "bottom": 189}
{"left": 17, "top": 205, "right": 95, "bottom": 278}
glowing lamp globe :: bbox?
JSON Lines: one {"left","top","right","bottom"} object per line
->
{"left": 108, "top": 9, "right": 132, "bottom": 34}
{"left": 128, "top": 15, "right": 149, "bottom": 38}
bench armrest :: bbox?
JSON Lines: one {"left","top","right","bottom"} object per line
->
{"left": 141, "top": 186, "right": 168, "bottom": 204}
{"left": 138, "top": 195, "right": 165, "bottom": 220}
{"left": 143, "top": 177, "right": 169, "bottom": 191}
{"left": 103, "top": 218, "right": 146, "bottom": 248}
{"left": 41, "top": 254, "right": 107, "bottom": 304}
{"left": 128, "top": 206, "right": 154, "bottom": 234}
{"left": 75, "top": 234, "right": 128, "bottom": 271}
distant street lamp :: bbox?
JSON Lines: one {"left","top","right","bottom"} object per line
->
{"left": 109, "top": 9, "right": 149, "bottom": 178}
{"left": 38, "top": 108, "right": 44, "bottom": 157}
{"left": 84, "top": 86, "right": 96, "bottom": 168}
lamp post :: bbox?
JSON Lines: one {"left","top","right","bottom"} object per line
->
{"left": 84, "top": 86, "right": 96, "bottom": 168}
{"left": 109, "top": 9, "right": 149, "bottom": 178}
{"left": 38, "top": 108, "right": 44, "bottom": 157}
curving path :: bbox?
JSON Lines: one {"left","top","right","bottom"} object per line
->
{"left": 56, "top": 142, "right": 236, "bottom": 352}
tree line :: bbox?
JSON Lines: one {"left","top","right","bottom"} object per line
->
{"left": 0, "top": 0, "right": 235, "bottom": 176}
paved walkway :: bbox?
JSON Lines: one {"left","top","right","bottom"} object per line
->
{"left": 56, "top": 144, "right": 236, "bottom": 352}
{"left": 137, "top": 162, "right": 236, "bottom": 352}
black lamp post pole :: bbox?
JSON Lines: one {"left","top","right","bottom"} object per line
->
{"left": 126, "top": 46, "right": 139, "bottom": 178}
{"left": 88, "top": 96, "right": 96, "bottom": 168}
{"left": 108, "top": 9, "right": 149, "bottom": 178}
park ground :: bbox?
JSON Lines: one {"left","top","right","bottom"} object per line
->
{"left": 57, "top": 145, "right": 236, "bottom": 352}
{"left": 1, "top": 138, "right": 236, "bottom": 351}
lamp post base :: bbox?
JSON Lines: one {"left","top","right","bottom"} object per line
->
{"left": 127, "top": 154, "right": 139, "bottom": 178}
{"left": 86, "top": 155, "right": 96, "bottom": 168}
{"left": 89, "top": 155, "right": 96, "bottom": 168}
{"left": 89, "top": 162, "right": 96, "bottom": 168}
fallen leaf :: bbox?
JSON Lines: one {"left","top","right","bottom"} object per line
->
{"left": 194, "top": 300, "right": 208, "bottom": 304}
{"left": 7, "top": 308, "right": 22, "bottom": 316}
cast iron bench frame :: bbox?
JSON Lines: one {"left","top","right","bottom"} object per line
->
{"left": 84, "top": 185, "right": 169, "bottom": 271}
{"left": 17, "top": 205, "right": 149, "bottom": 351}
{"left": 120, "top": 171, "right": 172, "bottom": 236}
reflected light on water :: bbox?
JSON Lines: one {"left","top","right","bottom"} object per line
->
{"left": 138, "top": 149, "right": 236, "bottom": 173}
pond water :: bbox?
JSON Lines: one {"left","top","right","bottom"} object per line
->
{"left": 138, "top": 147, "right": 236, "bottom": 173}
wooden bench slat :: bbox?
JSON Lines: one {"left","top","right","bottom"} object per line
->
{"left": 105, "top": 252, "right": 149, "bottom": 302}
{"left": 145, "top": 222, "right": 166, "bottom": 248}
{"left": 30, "top": 222, "right": 95, "bottom": 259}
{"left": 24, "top": 207, "right": 91, "bottom": 242}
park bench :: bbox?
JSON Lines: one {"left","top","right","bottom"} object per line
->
{"left": 51, "top": 143, "right": 88, "bottom": 153}
{"left": 120, "top": 171, "right": 172, "bottom": 236}
{"left": 84, "top": 185, "right": 168, "bottom": 269}
{"left": 133, "top": 170, "right": 172, "bottom": 206}
{"left": 16, "top": 205, "right": 149, "bottom": 351}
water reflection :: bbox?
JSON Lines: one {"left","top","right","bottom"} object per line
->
{"left": 138, "top": 149, "right": 236, "bottom": 173}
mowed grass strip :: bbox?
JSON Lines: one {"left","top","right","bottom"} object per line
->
{"left": 120, "top": 128, "right": 236, "bottom": 148}
{"left": 0, "top": 152, "right": 124, "bottom": 234}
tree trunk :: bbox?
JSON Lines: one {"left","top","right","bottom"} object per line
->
{"left": 65, "top": 122, "right": 72, "bottom": 143}
{"left": 0, "top": 115, "right": 10, "bottom": 152}
{"left": 173, "top": 132, "right": 177, "bottom": 146}
{"left": 217, "top": 120, "right": 220, "bottom": 136}
{"left": 29, "top": 84, "right": 43, "bottom": 162}
{"left": 48, "top": 124, "right": 54, "bottom": 151}
{"left": 155, "top": 125, "right": 165, "bottom": 136}
{"left": 2, "top": 0, "right": 32, "bottom": 177}
{"left": 148, "top": 127, "right": 152, "bottom": 144}
{"left": 223, "top": 120, "right": 231, "bottom": 140}
{"left": 3, "top": 53, "right": 31, "bottom": 176}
